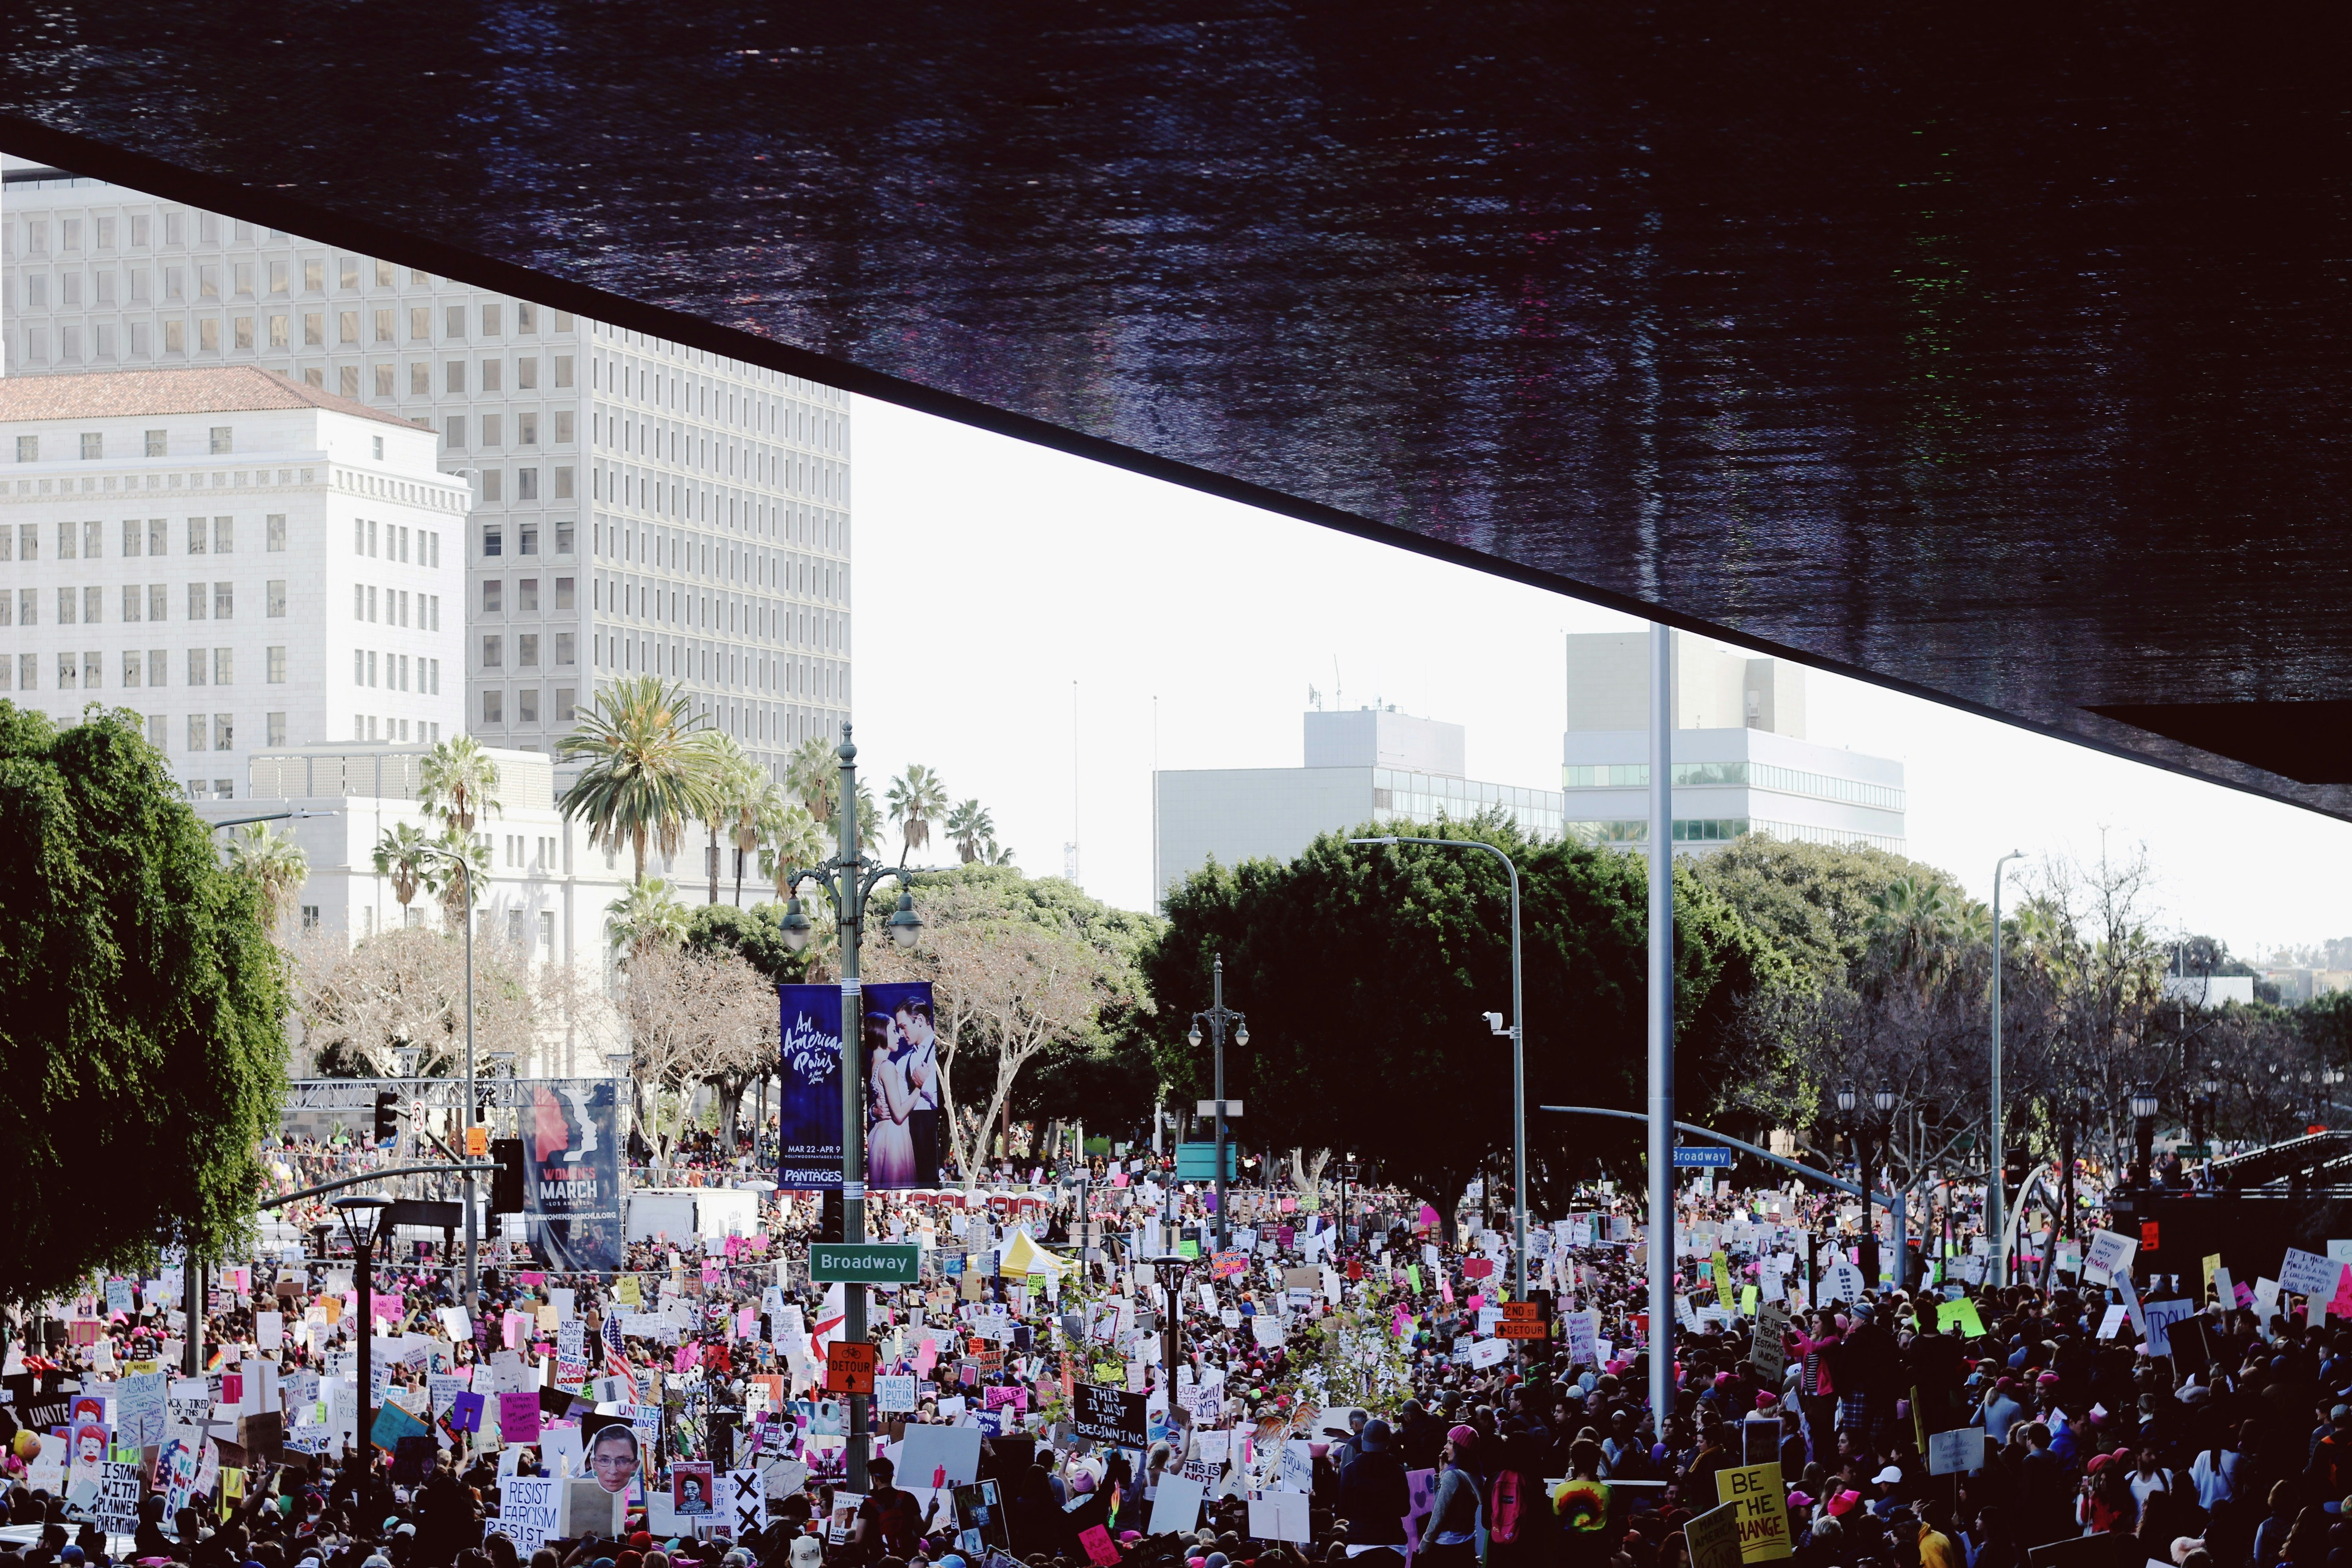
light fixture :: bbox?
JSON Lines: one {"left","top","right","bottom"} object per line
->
{"left": 2130, "top": 1088, "right": 2160, "bottom": 1121}
{"left": 2202, "top": 1073, "right": 2222, "bottom": 1097}
{"left": 886, "top": 890, "right": 923, "bottom": 950}
{"left": 1874, "top": 1087, "right": 1896, "bottom": 1115}
{"left": 332, "top": 1193, "right": 391, "bottom": 1254}
{"left": 1187, "top": 1023, "right": 1203, "bottom": 1049}
{"left": 1836, "top": 1084, "right": 1857, "bottom": 1115}
{"left": 779, "top": 897, "right": 813, "bottom": 953}
{"left": 1235, "top": 1021, "right": 1250, "bottom": 1048}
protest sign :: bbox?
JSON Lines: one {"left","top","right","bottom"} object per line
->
{"left": 1073, "top": 1382, "right": 1147, "bottom": 1446}
{"left": 2083, "top": 1229, "right": 2138, "bottom": 1284}
{"left": 499, "top": 1476, "right": 561, "bottom": 1553}
{"left": 1715, "top": 1462, "right": 1793, "bottom": 1563}
{"left": 1686, "top": 1499, "right": 1747, "bottom": 1568}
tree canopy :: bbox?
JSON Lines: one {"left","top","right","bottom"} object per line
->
{"left": 0, "top": 703, "right": 288, "bottom": 1301}
{"left": 1142, "top": 817, "right": 1786, "bottom": 1220}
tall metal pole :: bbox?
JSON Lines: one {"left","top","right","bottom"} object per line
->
{"left": 1646, "top": 621, "right": 1676, "bottom": 1431}
{"left": 181, "top": 1256, "right": 205, "bottom": 1377}
{"left": 837, "top": 723, "right": 871, "bottom": 1492}
{"left": 1989, "top": 849, "right": 2024, "bottom": 1287}
{"left": 461, "top": 857, "right": 479, "bottom": 1312}
{"left": 1505, "top": 858, "right": 1526, "bottom": 1297}
{"left": 1213, "top": 957, "right": 1229, "bottom": 1252}
{"left": 355, "top": 1230, "right": 374, "bottom": 1475}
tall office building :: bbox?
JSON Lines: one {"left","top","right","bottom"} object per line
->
{"left": 0, "top": 367, "right": 466, "bottom": 796}
{"left": 1, "top": 158, "right": 850, "bottom": 789}
{"left": 1561, "top": 631, "right": 1906, "bottom": 854}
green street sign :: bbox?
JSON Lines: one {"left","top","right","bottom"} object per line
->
{"left": 809, "top": 1242, "right": 921, "bottom": 1284}
{"left": 2178, "top": 1143, "right": 2215, "bottom": 1159}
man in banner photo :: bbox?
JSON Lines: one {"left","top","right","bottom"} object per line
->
{"left": 778, "top": 981, "right": 938, "bottom": 1190}
{"left": 523, "top": 1079, "right": 623, "bottom": 1271}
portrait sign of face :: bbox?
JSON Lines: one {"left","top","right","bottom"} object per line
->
{"left": 587, "top": 1421, "right": 640, "bottom": 1495}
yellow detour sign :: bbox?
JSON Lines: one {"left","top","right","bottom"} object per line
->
{"left": 1685, "top": 1499, "right": 1747, "bottom": 1568}
{"left": 1715, "top": 1462, "right": 1793, "bottom": 1563}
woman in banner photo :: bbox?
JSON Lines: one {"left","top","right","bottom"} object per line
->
{"left": 586, "top": 1421, "right": 640, "bottom": 1496}
{"left": 866, "top": 1010, "right": 918, "bottom": 1189}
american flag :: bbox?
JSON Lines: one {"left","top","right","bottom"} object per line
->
{"left": 603, "top": 1314, "right": 633, "bottom": 1383}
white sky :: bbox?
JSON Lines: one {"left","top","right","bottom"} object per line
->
{"left": 847, "top": 396, "right": 2352, "bottom": 961}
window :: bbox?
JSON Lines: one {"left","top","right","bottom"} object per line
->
{"left": 340, "top": 256, "right": 359, "bottom": 290}
{"left": 266, "top": 514, "right": 286, "bottom": 551}
{"left": 148, "top": 518, "right": 168, "bottom": 555}
{"left": 80, "top": 432, "right": 103, "bottom": 460}
{"left": 213, "top": 516, "right": 233, "bottom": 553}
{"left": 446, "top": 304, "right": 466, "bottom": 339}
{"left": 57, "top": 588, "right": 76, "bottom": 625}
{"left": 14, "top": 436, "right": 35, "bottom": 462}
{"left": 267, "top": 647, "right": 287, "bottom": 683}
{"left": 446, "top": 360, "right": 466, "bottom": 393}
{"left": 301, "top": 905, "right": 319, "bottom": 931}
{"left": 233, "top": 316, "right": 255, "bottom": 351}
{"left": 213, "top": 713, "right": 234, "bottom": 750}
{"left": 83, "top": 520, "right": 102, "bottom": 559}
{"left": 187, "top": 648, "right": 208, "bottom": 686}
{"left": 303, "top": 313, "right": 323, "bottom": 347}
{"left": 148, "top": 585, "right": 166, "bottom": 622}
{"left": 233, "top": 260, "right": 254, "bottom": 297}
{"left": 58, "top": 653, "right": 78, "bottom": 689}
{"left": 555, "top": 632, "right": 576, "bottom": 666}
{"left": 557, "top": 687, "right": 576, "bottom": 721}
{"left": 188, "top": 583, "right": 208, "bottom": 620}
{"left": 144, "top": 429, "right": 166, "bottom": 457}
{"left": 483, "top": 302, "right": 502, "bottom": 336}
{"left": 83, "top": 587, "right": 101, "bottom": 624}
{"left": 519, "top": 523, "right": 539, "bottom": 556}
{"left": 481, "top": 359, "right": 503, "bottom": 393}
{"left": 554, "top": 466, "right": 574, "bottom": 499}
{"left": 375, "top": 364, "right": 394, "bottom": 396}
{"left": 484, "top": 580, "right": 504, "bottom": 613}
{"left": 519, "top": 687, "right": 540, "bottom": 724}
{"left": 377, "top": 259, "right": 394, "bottom": 286}
{"left": 164, "top": 320, "right": 184, "bottom": 353}
{"left": 199, "top": 263, "right": 219, "bottom": 298}
{"left": 410, "top": 306, "right": 430, "bottom": 341}
{"left": 554, "top": 355, "right": 574, "bottom": 388}
{"left": 187, "top": 714, "right": 206, "bottom": 750}
{"left": 83, "top": 652, "right": 101, "bottom": 689}
{"left": 58, "top": 522, "right": 77, "bottom": 559}
{"left": 339, "top": 310, "right": 359, "bottom": 344}
{"left": 213, "top": 649, "right": 233, "bottom": 685}
{"left": 482, "top": 413, "right": 503, "bottom": 447}
{"left": 372, "top": 435, "right": 385, "bottom": 461}
{"left": 554, "top": 576, "right": 576, "bottom": 610}
{"left": 482, "top": 521, "right": 502, "bottom": 556}
{"left": 519, "top": 412, "right": 539, "bottom": 445}
{"left": 267, "top": 580, "right": 287, "bottom": 617}
{"left": 482, "top": 689, "right": 504, "bottom": 723}
{"left": 516, "top": 467, "right": 538, "bottom": 500}
{"left": 445, "top": 414, "right": 466, "bottom": 449}
{"left": 122, "top": 584, "right": 142, "bottom": 622}
{"left": 122, "top": 651, "right": 142, "bottom": 686}
{"left": 481, "top": 470, "right": 503, "bottom": 502}
{"left": 554, "top": 410, "right": 574, "bottom": 444}
{"left": 304, "top": 258, "right": 323, "bottom": 292}
{"left": 186, "top": 516, "right": 207, "bottom": 554}
{"left": 339, "top": 366, "right": 360, "bottom": 398}
{"left": 269, "top": 314, "right": 289, "bottom": 349}
{"left": 210, "top": 426, "right": 232, "bottom": 455}
{"left": 268, "top": 713, "right": 287, "bottom": 746}
{"left": 411, "top": 362, "right": 430, "bottom": 395}
{"left": 519, "top": 634, "right": 539, "bottom": 667}
{"left": 517, "top": 357, "right": 538, "bottom": 390}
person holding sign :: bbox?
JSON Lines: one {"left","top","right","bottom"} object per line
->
{"left": 1423, "top": 1427, "right": 1485, "bottom": 1568}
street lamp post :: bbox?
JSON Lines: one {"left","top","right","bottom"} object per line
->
{"left": 2130, "top": 1087, "right": 2161, "bottom": 1189}
{"left": 774, "top": 721, "right": 922, "bottom": 1494}
{"left": 414, "top": 838, "right": 481, "bottom": 1312}
{"left": 333, "top": 1194, "right": 391, "bottom": 1473}
{"left": 1347, "top": 834, "right": 1527, "bottom": 1296}
{"left": 1185, "top": 959, "right": 1249, "bottom": 1253}
{"left": 1988, "top": 848, "right": 2025, "bottom": 1286}
{"left": 1837, "top": 1085, "right": 1862, "bottom": 1283}
{"left": 1872, "top": 1086, "right": 1896, "bottom": 1289}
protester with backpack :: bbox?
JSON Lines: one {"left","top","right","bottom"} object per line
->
{"left": 1486, "top": 1432, "right": 1553, "bottom": 1568}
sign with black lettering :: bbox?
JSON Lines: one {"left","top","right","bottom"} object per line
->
{"left": 1071, "top": 1382, "right": 1146, "bottom": 1446}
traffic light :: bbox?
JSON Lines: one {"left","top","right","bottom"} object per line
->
{"left": 489, "top": 1138, "right": 527, "bottom": 1214}
{"left": 819, "top": 1190, "right": 844, "bottom": 1243}
{"left": 372, "top": 1090, "right": 399, "bottom": 1146}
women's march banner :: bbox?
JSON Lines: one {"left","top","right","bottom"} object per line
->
{"left": 778, "top": 983, "right": 939, "bottom": 1191}
{"left": 522, "top": 1079, "right": 624, "bottom": 1270}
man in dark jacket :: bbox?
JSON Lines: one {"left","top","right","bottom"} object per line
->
{"left": 1334, "top": 1419, "right": 1411, "bottom": 1566}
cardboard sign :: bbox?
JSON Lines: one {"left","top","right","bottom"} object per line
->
{"left": 2280, "top": 1247, "right": 2347, "bottom": 1300}
{"left": 1073, "top": 1381, "right": 1147, "bottom": 1446}
{"left": 1715, "top": 1462, "right": 1793, "bottom": 1563}
{"left": 2084, "top": 1228, "right": 2138, "bottom": 1284}
{"left": 1927, "top": 1428, "right": 1986, "bottom": 1476}
{"left": 1686, "top": 1499, "right": 1748, "bottom": 1568}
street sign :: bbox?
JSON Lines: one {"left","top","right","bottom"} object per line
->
{"left": 1673, "top": 1146, "right": 1735, "bottom": 1167}
{"left": 1196, "top": 1100, "right": 1245, "bottom": 1117}
{"left": 825, "top": 1341, "right": 876, "bottom": 1394}
{"left": 808, "top": 1243, "right": 920, "bottom": 1284}
{"left": 1175, "top": 1142, "right": 1239, "bottom": 1181}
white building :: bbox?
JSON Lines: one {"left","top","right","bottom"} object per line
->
{"left": 0, "top": 366, "right": 465, "bottom": 795}
{"left": 1, "top": 159, "right": 850, "bottom": 785}
{"left": 196, "top": 744, "right": 635, "bottom": 1077}
{"left": 1154, "top": 708, "right": 1564, "bottom": 902}
{"left": 1561, "top": 631, "right": 1906, "bottom": 854}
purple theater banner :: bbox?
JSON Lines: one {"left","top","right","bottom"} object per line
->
{"left": 778, "top": 982, "right": 939, "bottom": 1191}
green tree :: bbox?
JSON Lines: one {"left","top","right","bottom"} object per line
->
{"left": 608, "top": 878, "right": 690, "bottom": 955}
{"left": 225, "top": 823, "right": 308, "bottom": 931}
{"left": 418, "top": 734, "right": 503, "bottom": 834}
{"left": 687, "top": 902, "right": 811, "bottom": 986}
{"left": 372, "top": 822, "right": 438, "bottom": 916}
{"left": 785, "top": 735, "right": 840, "bottom": 824}
{"left": 697, "top": 735, "right": 766, "bottom": 905}
{"left": 1685, "top": 837, "right": 1960, "bottom": 988}
{"left": 0, "top": 703, "right": 288, "bottom": 1302}
{"left": 946, "top": 799, "right": 995, "bottom": 865}
{"left": 559, "top": 676, "right": 725, "bottom": 884}
{"left": 1143, "top": 816, "right": 1783, "bottom": 1228}
{"left": 887, "top": 764, "right": 950, "bottom": 866}
{"left": 427, "top": 829, "right": 494, "bottom": 930}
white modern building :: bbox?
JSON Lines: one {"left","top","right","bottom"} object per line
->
{"left": 1154, "top": 708, "right": 1565, "bottom": 902}
{"left": 195, "top": 744, "right": 635, "bottom": 1077}
{"left": 0, "top": 366, "right": 466, "bottom": 796}
{"left": 0, "top": 157, "right": 850, "bottom": 784}
{"left": 1560, "top": 631, "right": 1906, "bottom": 854}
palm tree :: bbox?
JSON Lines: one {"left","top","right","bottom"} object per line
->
{"left": 980, "top": 837, "right": 1016, "bottom": 867}
{"left": 226, "top": 825, "right": 308, "bottom": 928}
{"left": 697, "top": 736, "right": 767, "bottom": 905}
{"left": 419, "top": 734, "right": 503, "bottom": 834}
{"left": 853, "top": 777, "right": 882, "bottom": 857}
{"left": 887, "top": 764, "right": 950, "bottom": 866}
{"left": 559, "top": 676, "right": 727, "bottom": 884}
{"left": 372, "top": 823, "right": 438, "bottom": 916}
{"left": 785, "top": 734, "right": 840, "bottom": 824}
{"left": 764, "top": 801, "right": 829, "bottom": 898}
{"left": 607, "top": 878, "right": 688, "bottom": 955}
{"left": 735, "top": 776, "right": 792, "bottom": 907}
{"left": 945, "top": 799, "right": 995, "bottom": 864}
{"left": 429, "top": 829, "right": 495, "bottom": 931}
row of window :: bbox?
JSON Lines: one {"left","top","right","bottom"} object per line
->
{"left": 1558, "top": 817, "right": 1905, "bottom": 853}
{"left": 0, "top": 647, "right": 281, "bottom": 690}
{"left": 480, "top": 519, "right": 578, "bottom": 557}
{"left": 1559, "top": 759, "right": 1906, "bottom": 812}
{"left": 481, "top": 634, "right": 576, "bottom": 669}
{"left": 472, "top": 466, "right": 573, "bottom": 504}
{"left": 1, "top": 515, "right": 282, "bottom": 561}
{"left": 352, "top": 587, "right": 444, "bottom": 630}
{"left": 480, "top": 688, "right": 578, "bottom": 727}
{"left": 482, "top": 578, "right": 576, "bottom": 614}
{"left": 2, "top": 582, "right": 278, "bottom": 625}
{"left": 593, "top": 517, "right": 844, "bottom": 584}
{"left": 16, "top": 430, "right": 235, "bottom": 464}
{"left": 348, "top": 715, "right": 439, "bottom": 745}
{"left": 352, "top": 518, "right": 444, "bottom": 566}
{"left": 445, "top": 411, "right": 574, "bottom": 451}
{"left": 353, "top": 652, "right": 444, "bottom": 694}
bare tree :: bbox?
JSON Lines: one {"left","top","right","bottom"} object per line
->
{"left": 617, "top": 943, "right": 773, "bottom": 1162}
{"left": 290, "top": 926, "right": 566, "bottom": 1076}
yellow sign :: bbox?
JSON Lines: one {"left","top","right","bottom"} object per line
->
{"left": 613, "top": 1274, "right": 642, "bottom": 1307}
{"left": 1713, "top": 1251, "right": 1737, "bottom": 1311}
{"left": 1715, "top": 1462, "right": 1793, "bottom": 1563}
{"left": 466, "top": 1125, "right": 489, "bottom": 1158}
{"left": 2202, "top": 1253, "right": 2222, "bottom": 1303}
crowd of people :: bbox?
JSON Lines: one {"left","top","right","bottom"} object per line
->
{"left": 0, "top": 1140, "right": 2325, "bottom": 1568}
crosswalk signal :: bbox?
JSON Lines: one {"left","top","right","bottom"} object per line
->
{"left": 372, "top": 1090, "right": 399, "bottom": 1146}
{"left": 489, "top": 1138, "right": 527, "bottom": 1214}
